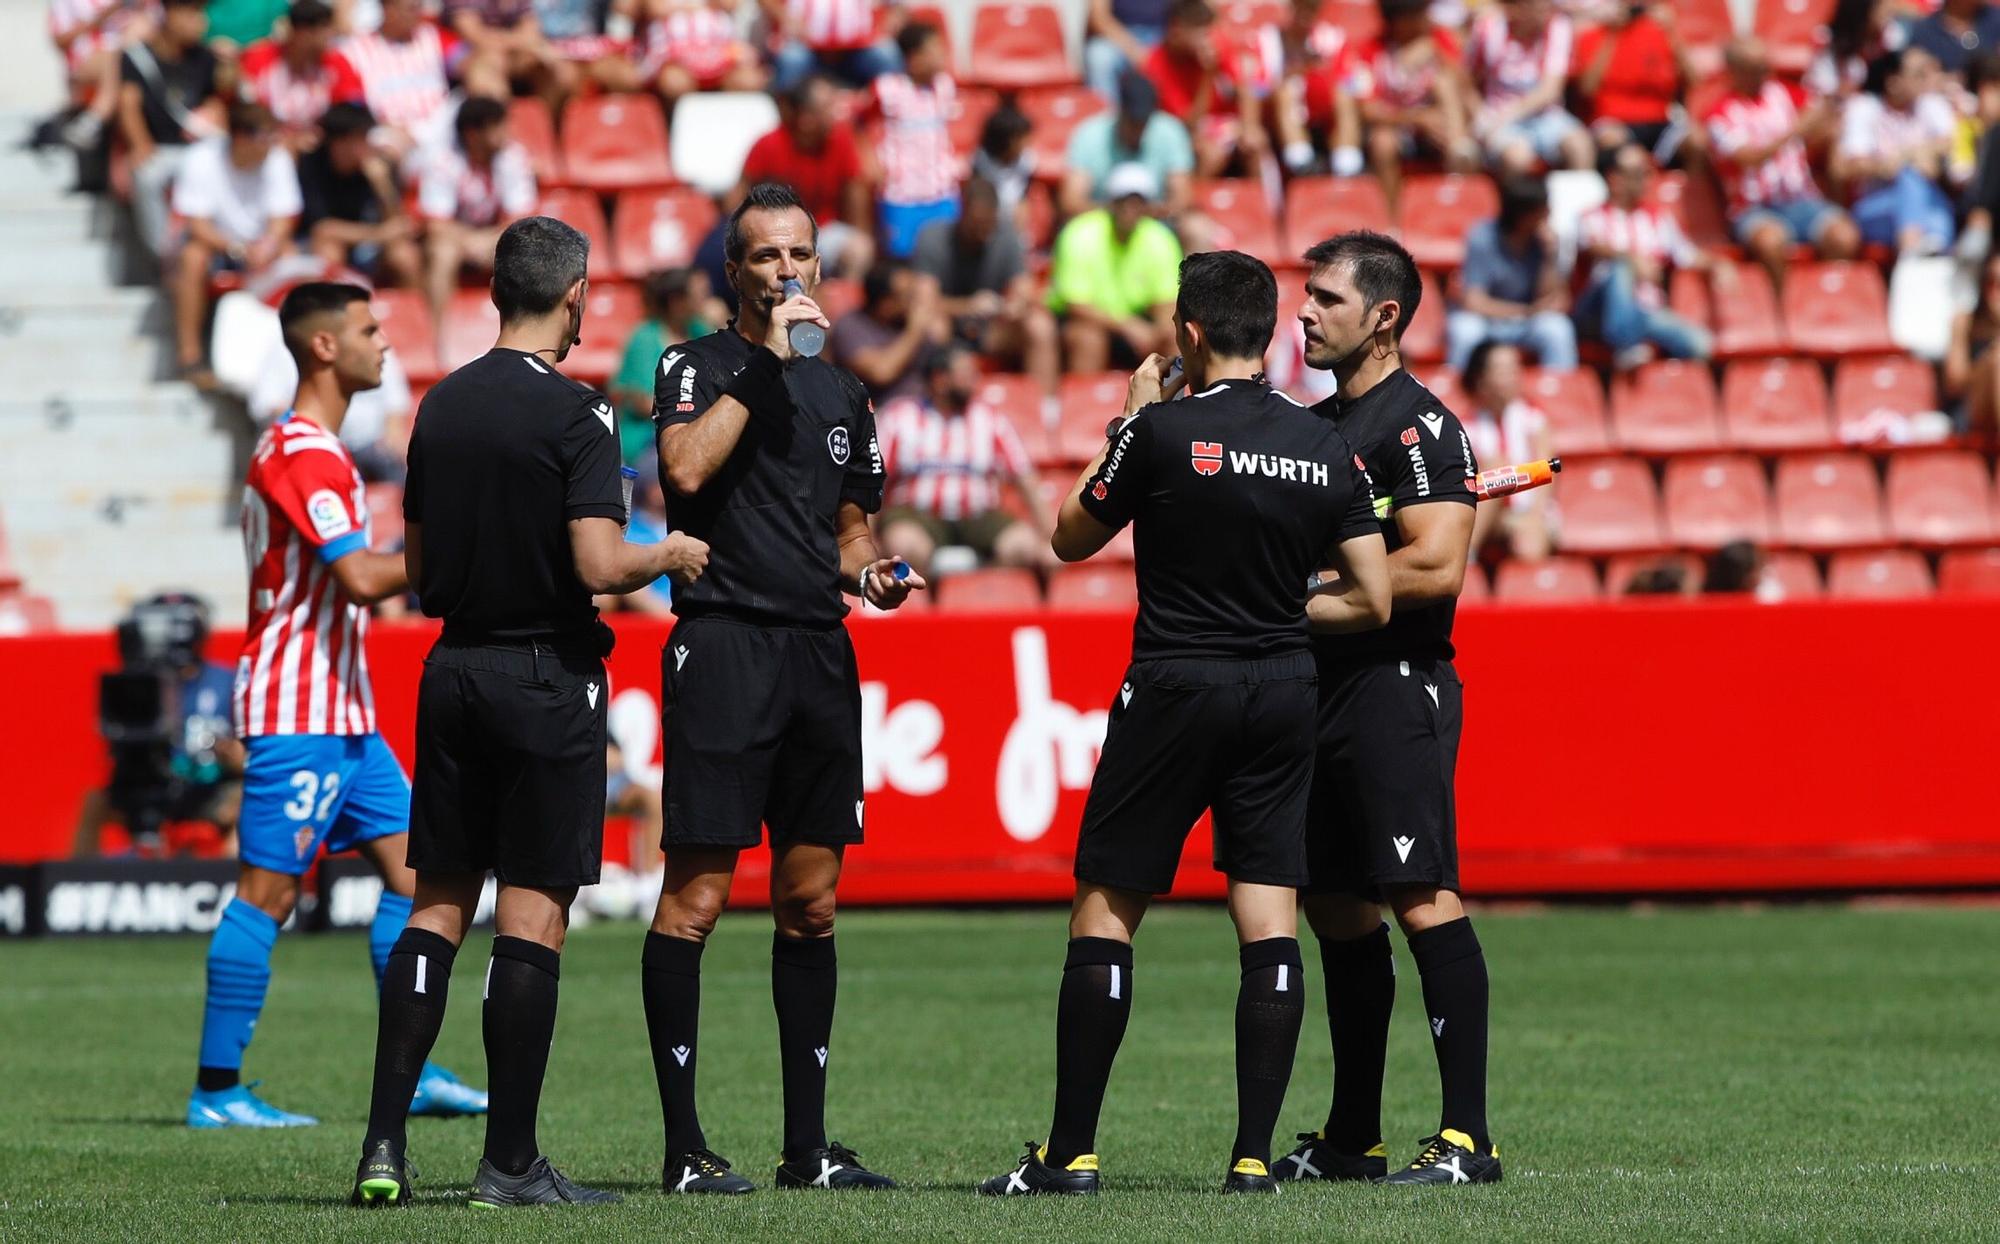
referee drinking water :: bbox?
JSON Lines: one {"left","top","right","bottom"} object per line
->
{"left": 640, "top": 183, "right": 922, "bottom": 1196}
{"left": 978, "top": 250, "right": 1392, "bottom": 1197}
{"left": 351, "top": 216, "right": 708, "bottom": 1209}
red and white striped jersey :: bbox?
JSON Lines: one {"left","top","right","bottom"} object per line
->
{"left": 639, "top": 0, "right": 743, "bottom": 80}
{"left": 418, "top": 140, "right": 537, "bottom": 225}
{"left": 339, "top": 21, "right": 454, "bottom": 131}
{"left": 877, "top": 395, "right": 1032, "bottom": 521}
{"left": 49, "top": 0, "right": 151, "bottom": 71}
{"left": 1578, "top": 201, "right": 1696, "bottom": 307}
{"left": 1344, "top": 28, "right": 1462, "bottom": 110}
{"left": 1465, "top": 399, "right": 1549, "bottom": 512}
{"left": 235, "top": 412, "right": 376, "bottom": 738}
{"left": 1705, "top": 80, "right": 1820, "bottom": 215}
{"left": 238, "top": 40, "right": 365, "bottom": 131}
{"left": 865, "top": 71, "right": 960, "bottom": 206}
{"left": 1467, "top": 9, "right": 1572, "bottom": 110}
{"left": 786, "top": 0, "right": 877, "bottom": 51}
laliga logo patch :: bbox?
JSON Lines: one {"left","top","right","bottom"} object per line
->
{"left": 827, "top": 426, "right": 851, "bottom": 464}
{"left": 1190, "top": 440, "right": 1224, "bottom": 476}
{"left": 1400, "top": 426, "right": 1421, "bottom": 447}
{"left": 306, "top": 489, "right": 352, "bottom": 540}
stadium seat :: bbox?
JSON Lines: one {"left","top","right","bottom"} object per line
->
{"left": 964, "top": 3, "right": 1076, "bottom": 88}
{"left": 363, "top": 482, "right": 405, "bottom": 552}
{"left": 1523, "top": 367, "right": 1608, "bottom": 455}
{"left": 814, "top": 277, "right": 863, "bottom": 323}
{"left": 1774, "top": 451, "right": 1886, "bottom": 548}
{"left": 508, "top": 97, "right": 562, "bottom": 187}
{"left": 1827, "top": 549, "right": 1933, "bottom": 599}
{"left": 1832, "top": 355, "right": 1938, "bottom": 444}
{"left": 1217, "top": 0, "right": 1287, "bottom": 26}
{"left": 1191, "top": 179, "right": 1281, "bottom": 260}
{"left": 1938, "top": 547, "right": 2000, "bottom": 595}
{"left": 1663, "top": 455, "right": 1773, "bottom": 550}
{"left": 1753, "top": 550, "right": 1820, "bottom": 599}
{"left": 948, "top": 85, "right": 1001, "bottom": 154}
{"left": 1784, "top": 262, "right": 1896, "bottom": 357}
{"left": 934, "top": 566, "right": 1043, "bottom": 612}
{"left": 372, "top": 288, "right": 442, "bottom": 384}
{"left": 1668, "top": 266, "right": 1713, "bottom": 332}
{"left": 563, "top": 282, "right": 643, "bottom": 386}
{"left": 907, "top": 3, "right": 957, "bottom": 69}
{"left": 1282, "top": 176, "right": 1391, "bottom": 252}
{"left": 0, "top": 520, "right": 19, "bottom": 590}
{"left": 439, "top": 288, "right": 501, "bottom": 371}
{"left": 1056, "top": 371, "right": 1131, "bottom": 462}
{"left": 1494, "top": 556, "right": 1601, "bottom": 602}
{"left": 1019, "top": 85, "right": 1107, "bottom": 178}
{"left": 1705, "top": 263, "right": 1787, "bottom": 358}
{"left": 535, "top": 188, "right": 615, "bottom": 279}
{"left": 1885, "top": 450, "right": 1997, "bottom": 546}
{"left": 974, "top": 372, "right": 1056, "bottom": 464}
{"left": 1318, "top": 0, "right": 1383, "bottom": 40}
{"left": 1611, "top": 361, "right": 1723, "bottom": 453}
{"left": 1046, "top": 563, "right": 1137, "bottom": 612}
{"left": 1399, "top": 174, "right": 1499, "bottom": 269}
{"left": 1459, "top": 560, "right": 1489, "bottom": 603}
{"left": 0, "top": 592, "right": 57, "bottom": 635}
{"left": 1720, "top": 358, "right": 1833, "bottom": 450}
{"left": 1675, "top": 0, "right": 1735, "bottom": 73}
{"left": 612, "top": 187, "right": 719, "bottom": 280}
{"left": 1650, "top": 169, "right": 1731, "bottom": 252}
{"left": 1414, "top": 367, "right": 1464, "bottom": 415}
{"left": 1553, "top": 456, "right": 1664, "bottom": 553}
{"left": 670, "top": 91, "right": 778, "bottom": 195}
{"left": 1604, "top": 552, "right": 1703, "bottom": 596}
{"left": 1397, "top": 275, "right": 1448, "bottom": 365}
{"left": 561, "top": 94, "right": 674, "bottom": 190}
{"left": 1755, "top": 0, "right": 1836, "bottom": 74}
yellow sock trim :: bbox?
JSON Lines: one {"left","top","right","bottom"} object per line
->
{"left": 1231, "top": 1158, "right": 1269, "bottom": 1177}
{"left": 1064, "top": 1154, "right": 1099, "bottom": 1173}
{"left": 1439, "top": 1129, "right": 1478, "bottom": 1154}
{"left": 1364, "top": 1143, "right": 1388, "bottom": 1158}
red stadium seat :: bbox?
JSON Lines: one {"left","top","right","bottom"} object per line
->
{"left": 1019, "top": 85, "right": 1107, "bottom": 177}
{"left": 964, "top": 3, "right": 1076, "bottom": 88}
{"left": 1397, "top": 275, "right": 1448, "bottom": 365}
{"left": 1554, "top": 456, "right": 1664, "bottom": 553}
{"left": 1784, "top": 262, "right": 1895, "bottom": 357}
{"left": 1938, "top": 547, "right": 2000, "bottom": 595}
{"left": 363, "top": 482, "right": 405, "bottom": 552}
{"left": 1828, "top": 549, "right": 1933, "bottom": 599}
{"left": 1757, "top": 550, "right": 1823, "bottom": 599}
{"left": 814, "top": 276, "right": 863, "bottom": 323}
{"left": 1774, "top": 451, "right": 1886, "bottom": 549}
{"left": 1399, "top": 174, "right": 1499, "bottom": 269}
{"left": 1668, "top": 266, "right": 1714, "bottom": 333}
{"left": 1720, "top": 358, "right": 1833, "bottom": 450}
{"left": 1522, "top": 367, "right": 1607, "bottom": 455}
{"left": 1217, "top": 0, "right": 1288, "bottom": 26}
{"left": 1706, "top": 263, "right": 1787, "bottom": 358}
{"left": 934, "top": 566, "right": 1043, "bottom": 612}
{"left": 1650, "top": 169, "right": 1731, "bottom": 252}
{"left": 1675, "top": 0, "right": 1736, "bottom": 69}
{"left": 536, "top": 188, "right": 615, "bottom": 279}
{"left": 372, "top": 288, "right": 442, "bottom": 384}
{"left": 1191, "top": 179, "right": 1281, "bottom": 259}
{"left": 1604, "top": 552, "right": 1704, "bottom": 596}
{"left": 0, "top": 592, "right": 57, "bottom": 634}
{"left": 0, "top": 520, "right": 19, "bottom": 590}
{"left": 1282, "top": 176, "right": 1391, "bottom": 252}
{"left": 509, "top": 97, "right": 562, "bottom": 186}
{"left": 1318, "top": 0, "right": 1383, "bottom": 42}
{"left": 974, "top": 372, "right": 1056, "bottom": 465}
{"left": 1755, "top": 0, "right": 1836, "bottom": 74}
{"left": 1664, "top": 455, "right": 1773, "bottom": 550}
{"left": 1057, "top": 372, "right": 1131, "bottom": 462}
{"left": 612, "top": 188, "right": 719, "bottom": 279}
{"left": 906, "top": 3, "right": 956, "bottom": 70}
{"left": 948, "top": 85, "right": 1001, "bottom": 154}
{"left": 1046, "top": 563, "right": 1137, "bottom": 612}
{"left": 1611, "top": 361, "right": 1722, "bottom": 453}
{"left": 561, "top": 94, "right": 674, "bottom": 190}
{"left": 440, "top": 288, "right": 500, "bottom": 371}
{"left": 1832, "top": 356, "right": 1938, "bottom": 444}
{"left": 1494, "top": 557, "right": 1601, "bottom": 602}
{"left": 1459, "top": 560, "right": 1489, "bottom": 603}
{"left": 563, "top": 282, "right": 644, "bottom": 386}
{"left": 1414, "top": 367, "right": 1465, "bottom": 415}
{"left": 1885, "top": 450, "right": 1997, "bottom": 546}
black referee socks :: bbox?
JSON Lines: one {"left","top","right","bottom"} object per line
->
{"left": 1233, "top": 937, "right": 1305, "bottom": 1169}
{"left": 1045, "top": 936, "right": 1134, "bottom": 1169}
{"left": 772, "top": 933, "right": 838, "bottom": 1161}
{"left": 642, "top": 931, "right": 708, "bottom": 1157}
{"left": 483, "top": 936, "right": 562, "bottom": 1177}
{"left": 1319, "top": 923, "right": 1396, "bottom": 1153}
{"left": 363, "top": 927, "right": 457, "bottom": 1154}
{"left": 1408, "top": 917, "right": 1490, "bottom": 1150}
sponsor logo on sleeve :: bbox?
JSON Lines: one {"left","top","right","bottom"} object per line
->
{"left": 306, "top": 489, "right": 353, "bottom": 540}
{"left": 1091, "top": 480, "right": 1108, "bottom": 501}
{"left": 1400, "top": 426, "right": 1420, "bottom": 446}
{"left": 1190, "top": 440, "right": 1224, "bottom": 476}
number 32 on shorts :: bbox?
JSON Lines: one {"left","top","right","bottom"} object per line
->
{"left": 282, "top": 770, "right": 342, "bottom": 822}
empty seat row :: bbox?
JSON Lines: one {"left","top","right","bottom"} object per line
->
{"left": 851, "top": 563, "right": 1137, "bottom": 615}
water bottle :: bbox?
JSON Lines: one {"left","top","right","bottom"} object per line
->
{"left": 619, "top": 465, "right": 638, "bottom": 527}
{"left": 781, "top": 278, "right": 825, "bottom": 358}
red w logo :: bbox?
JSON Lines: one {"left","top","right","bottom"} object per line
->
{"left": 1191, "top": 441, "right": 1224, "bottom": 476}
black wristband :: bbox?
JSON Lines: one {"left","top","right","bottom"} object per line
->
{"left": 724, "top": 346, "right": 790, "bottom": 417}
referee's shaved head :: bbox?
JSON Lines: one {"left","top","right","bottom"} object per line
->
{"left": 494, "top": 216, "right": 590, "bottom": 322}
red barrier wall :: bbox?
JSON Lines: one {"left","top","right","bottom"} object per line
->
{"left": 5, "top": 601, "right": 1998, "bottom": 895}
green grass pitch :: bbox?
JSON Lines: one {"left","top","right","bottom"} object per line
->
{"left": 1, "top": 903, "right": 1993, "bottom": 1242}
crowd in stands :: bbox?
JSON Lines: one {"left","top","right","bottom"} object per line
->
{"left": 22, "top": 0, "right": 2000, "bottom": 629}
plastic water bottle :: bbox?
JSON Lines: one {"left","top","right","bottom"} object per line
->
{"left": 781, "top": 279, "right": 825, "bottom": 358}
{"left": 892, "top": 560, "right": 911, "bottom": 581}
{"left": 620, "top": 465, "right": 638, "bottom": 527}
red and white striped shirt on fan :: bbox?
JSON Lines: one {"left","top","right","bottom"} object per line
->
{"left": 238, "top": 40, "right": 365, "bottom": 130}
{"left": 1578, "top": 201, "right": 1697, "bottom": 308}
{"left": 866, "top": 71, "right": 960, "bottom": 206}
{"left": 49, "top": 0, "right": 150, "bottom": 72}
{"left": 877, "top": 396, "right": 1034, "bottom": 521}
{"left": 787, "top": 0, "right": 877, "bottom": 50}
{"left": 235, "top": 413, "right": 377, "bottom": 738}
{"left": 1705, "top": 79, "right": 1821, "bottom": 216}
{"left": 1467, "top": 9, "right": 1572, "bottom": 109}
{"left": 640, "top": 0, "right": 744, "bottom": 81}
{"left": 340, "top": 21, "right": 454, "bottom": 131}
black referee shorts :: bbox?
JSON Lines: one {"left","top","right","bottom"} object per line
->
{"left": 409, "top": 637, "right": 607, "bottom": 889}
{"left": 1074, "top": 652, "right": 1317, "bottom": 895}
{"left": 660, "top": 616, "right": 865, "bottom": 851}
{"left": 1305, "top": 656, "right": 1463, "bottom": 898}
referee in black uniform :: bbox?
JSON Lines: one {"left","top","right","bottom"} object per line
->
{"left": 638, "top": 183, "right": 921, "bottom": 1197}
{"left": 350, "top": 216, "right": 708, "bottom": 1209}
{"left": 1275, "top": 230, "right": 1501, "bottom": 1187}
{"left": 977, "top": 250, "right": 1393, "bottom": 1198}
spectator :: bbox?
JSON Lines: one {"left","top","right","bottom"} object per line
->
{"left": 117, "top": 0, "right": 226, "bottom": 258}
{"left": 1705, "top": 36, "right": 1860, "bottom": 286}
{"left": 638, "top": 0, "right": 767, "bottom": 114}
{"left": 532, "top": 0, "right": 650, "bottom": 98}
{"left": 444, "top": 0, "right": 571, "bottom": 111}
{"left": 971, "top": 100, "right": 1035, "bottom": 223}
{"left": 738, "top": 73, "right": 875, "bottom": 277}
{"left": 298, "top": 101, "right": 421, "bottom": 285}
{"left": 1905, "top": 0, "right": 2000, "bottom": 74}
{"left": 1047, "top": 162, "right": 1182, "bottom": 371}
{"left": 1060, "top": 68, "right": 1194, "bottom": 221}
{"left": 763, "top": 0, "right": 902, "bottom": 89}
{"left": 1944, "top": 251, "right": 2000, "bottom": 436}
{"left": 1703, "top": 540, "right": 1764, "bottom": 595}
{"left": 1461, "top": 340, "right": 1555, "bottom": 562}
{"left": 170, "top": 101, "right": 301, "bottom": 385}
{"left": 1832, "top": 48, "right": 1959, "bottom": 254}
{"left": 1445, "top": 176, "right": 1577, "bottom": 370}
{"left": 48, "top": 0, "right": 155, "bottom": 152}
{"left": 238, "top": 0, "right": 364, "bottom": 150}
{"left": 1272, "top": 0, "right": 1358, "bottom": 177}
{"left": 1805, "top": 0, "right": 1902, "bottom": 100}
{"left": 1466, "top": 0, "right": 1593, "bottom": 176}
{"left": 339, "top": 0, "right": 454, "bottom": 163}
{"left": 1956, "top": 51, "right": 2000, "bottom": 260}
{"left": 610, "top": 268, "right": 714, "bottom": 465}
{"left": 1337, "top": 0, "right": 1476, "bottom": 212}
{"left": 1143, "top": 0, "right": 1268, "bottom": 178}
{"left": 419, "top": 94, "right": 537, "bottom": 329}
{"left": 913, "top": 177, "right": 1061, "bottom": 410}
{"left": 1576, "top": 141, "right": 1719, "bottom": 368}
{"left": 875, "top": 343, "right": 1055, "bottom": 579}
{"left": 862, "top": 21, "right": 962, "bottom": 259}
{"left": 207, "top": 0, "right": 290, "bottom": 47}
{"left": 831, "top": 259, "right": 949, "bottom": 403}
{"left": 1086, "top": 0, "right": 1169, "bottom": 101}
{"left": 1571, "top": 1, "right": 1693, "bottom": 157}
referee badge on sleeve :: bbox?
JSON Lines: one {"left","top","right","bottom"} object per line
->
{"left": 827, "top": 426, "right": 851, "bottom": 464}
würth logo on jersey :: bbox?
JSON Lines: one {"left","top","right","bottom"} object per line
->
{"left": 1400, "top": 426, "right": 1421, "bottom": 447}
{"left": 1191, "top": 441, "right": 1224, "bottom": 475}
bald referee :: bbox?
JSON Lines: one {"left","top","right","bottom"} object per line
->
{"left": 350, "top": 216, "right": 708, "bottom": 1209}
